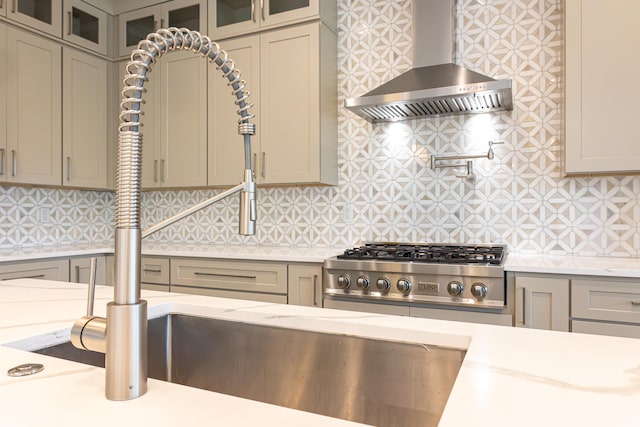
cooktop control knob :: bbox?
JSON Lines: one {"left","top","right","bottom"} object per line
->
{"left": 471, "top": 283, "right": 488, "bottom": 300}
{"left": 376, "top": 277, "right": 391, "bottom": 293}
{"left": 356, "top": 276, "right": 370, "bottom": 290}
{"left": 337, "top": 275, "right": 351, "bottom": 289}
{"left": 397, "top": 278, "right": 412, "bottom": 294}
{"left": 447, "top": 281, "right": 464, "bottom": 297}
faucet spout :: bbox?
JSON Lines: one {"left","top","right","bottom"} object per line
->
{"left": 71, "top": 27, "right": 256, "bottom": 401}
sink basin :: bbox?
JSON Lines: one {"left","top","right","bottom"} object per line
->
{"left": 34, "top": 314, "right": 465, "bottom": 427}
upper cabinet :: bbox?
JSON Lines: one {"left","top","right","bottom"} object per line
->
{"left": 208, "top": 22, "right": 337, "bottom": 186}
{"left": 63, "top": 47, "right": 108, "bottom": 188}
{"left": 3, "top": 26, "right": 62, "bottom": 186}
{"left": 210, "top": 0, "right": 336, "bottom": 39}
{"left": 118, "top": 0, "right": 207, "bottom": 57}
{"left": 62, "top": 0, "right": 107, "bottom": 55}
{"left": 4, "top": 0, "right": 63, "bottom": 37}
{"left": 565, "top": 0, "right": 640, "bottom": 174}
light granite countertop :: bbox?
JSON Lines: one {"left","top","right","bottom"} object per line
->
{"left": 1, "top": 279, "right": 640, "bottom": 426}
{"left": 3, "top": 242, "right": 640, "bottom": 278}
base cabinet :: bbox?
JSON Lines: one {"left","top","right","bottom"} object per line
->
{"left": 515, "top": 274, "right": 570, "bottom": 331}
{"left": 288, "top": 263, "right": 322, "bottom": 307}
{"left": 69, "top": 256, "right": 107, "bottom": 286}
{"left": 0, "top": 259, "right": 70, "bottom": 282}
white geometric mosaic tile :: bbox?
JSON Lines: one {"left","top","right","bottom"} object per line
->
{"left": 2, "top": 0, "right": 640, "bottom": 257}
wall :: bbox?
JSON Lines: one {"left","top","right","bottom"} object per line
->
{"left": 2, "top": 0, "right": 639, "bottom": 257}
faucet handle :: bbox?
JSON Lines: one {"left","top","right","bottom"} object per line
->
{"left": 86, "top": 257, "right": 97, "bottom": 316}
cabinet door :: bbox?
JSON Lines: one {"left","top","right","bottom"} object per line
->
{"left": 140, "top": 257, "right": 170, "bottom": 285}
{"left": 0, "top": 26, "right": 5, "bottom": 182}
{"left": 288, "top": 264, "right": 322, "bottom": 307}
{"left": 565, "top": 0, "right": 640, "bottom": 173}
{"left": 63, "top": 47, "right": 107, "bottom": 189}
{"left": 260, "top": 24, "right": 319, "bottom": 184}
{"left": 210, "top": 0, "right": 260, "bottom": 40}
{"left": 208, "top": 34, "right": 260, "bottom": 186}
{"left": 261, "top": 0, "right": 318, "bottom": 29}
{"left": 162, "top": 0, "right": 206, "bottom": 33}
{"left": 158, "top": 50, "right": 207, "bottom": 187}
{"left": 6, "top": 0, "right": 62, "bottom": 36}
{"left": 69, "top": 256, "right": 107, "bottom": 286}
{"left": 0, "top": 259, "right": 70, "bottom": 282}
{"left": 515, "top": 275, "right": 569, "bottom": 331}
{"left": 0, "top": 0, "right": 6, "bottom": 16}
{"left": 118, "top": 5, "right": 158, "bottom": 57}
{"left": 6, "top": 27, "right": 61, "bottom": 186}
{"left": 63, "top": 0, "right": 107, "bottom": 55}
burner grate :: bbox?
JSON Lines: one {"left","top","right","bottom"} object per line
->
{"left": 338, "top": 243, "right": 505, "bottom": 265}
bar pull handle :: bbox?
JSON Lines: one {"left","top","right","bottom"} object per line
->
{"left": 66, "top": 157, "right": 71, "bottom": 181}
{"left": 11, "top": 150, "right": 16, "bottom": 177}
{"left": 154, "top": 159, "right": 158, "bottom": 183}
{"left": 251, "top": 0, "right": 256, "bottom": 22}
{"left": 160, "top": 159, "right": 165, "bottom": 183}
{"left": 143, "top": 268, "right": 162, "bottom": 273}
{"left": 312, "top": 274, "right": 318, "bottom": 306}
{"left": 161, "top": 18, "right": 165, "bottom": 28}
{"left": 86, "top": 257, "right": 98, "bottom": 316}
{"left": 515, "top": 286, "right": 525, "bottom": 327}
{"left": 67, "top": 11, "right": 72, "bottom": 35}
{"left": 154, "top": 20, "right": 158, "bottom": 31}
{"left": 75, "top": 265, "right": 80, "bottom": 283}
{"left": 0, "top": 148, "right": 4, "bottom": 176}
{"left": 12, "top": 0, "right": 16, "bottom": 14}
{"left": 260, "top": 0, "right": 265, "bottom": 21}
{"left": 193, "top": 272, "right": 257, "bottom": 280}
{"left": 1, "top": 274, "right": 45, "bottom": 281}
{"left": 631, "top": 301, "right": 640, "bottom": 306}
{"left": 261, "top": 152, "right": 266, "bottom": 178}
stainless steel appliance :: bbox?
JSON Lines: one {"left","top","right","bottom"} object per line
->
{"left": 324, "top": 242, "right": 513, "bottom": 326}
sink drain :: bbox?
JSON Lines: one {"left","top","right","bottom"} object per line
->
{"left": 7, "top": 363, "right": 44, "bottom": 377}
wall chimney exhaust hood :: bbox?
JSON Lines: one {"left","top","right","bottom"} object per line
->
{"left": 345, "top": 0, "right": 513, "bottom": 123}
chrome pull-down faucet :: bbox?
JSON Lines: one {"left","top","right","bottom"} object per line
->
{"left": 70, "top": 28, "right": 257, "bottom": 401}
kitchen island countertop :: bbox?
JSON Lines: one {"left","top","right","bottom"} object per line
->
{"left": 1, "top": 279, "right": 639, "bottom": 426}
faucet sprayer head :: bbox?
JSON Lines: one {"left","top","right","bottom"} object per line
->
{"left": 239, "top": 169, "right": 257, "bottom": 235}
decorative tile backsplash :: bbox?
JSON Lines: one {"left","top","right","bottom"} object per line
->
{"left": 2, "top": 0, "right": 639, "bottom": 257}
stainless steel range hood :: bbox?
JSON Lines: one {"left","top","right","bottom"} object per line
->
{"left": 345, "top": 0, "right": 513, "bottom": 123}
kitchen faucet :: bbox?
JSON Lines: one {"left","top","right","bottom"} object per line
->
{"left": 69, "top": 28, "right": 257, "bottom": 401}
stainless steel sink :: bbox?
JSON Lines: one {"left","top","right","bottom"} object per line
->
{"left": 34, "top": 314, "right": 465, "bottom": 427}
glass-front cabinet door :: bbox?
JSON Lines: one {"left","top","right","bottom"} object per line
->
{"left": 118, "top": 0, "right": 206, "bottom": 57}
{"left": 210, "top": 0, "right": 318, "bottom": 39}
{"left": 63, "top": 0, "right": 107, "bottom": 55}
{"left": 6, "top": 0, "right": 63, "bottom": 36}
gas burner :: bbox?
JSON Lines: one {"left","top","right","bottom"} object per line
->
{"left": 337, "top": 243, "right": 506, "bottom": 266}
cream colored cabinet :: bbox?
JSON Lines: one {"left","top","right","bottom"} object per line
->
{"left": 210, "top": 0, "right": 336, "bottom": 39}
{"left": 140, "top": 256, "right": 170, "bottom": 292}
{"left": 515, "top": 274, "right": 570, "bottom": 331}
{"left": 0, "top": 26, "right": 5, "bottom": 181}
{"left": 118, "top": 0, "right": 207, "bottom": 57}
{"left": 171, "top": 257, "right": 287, "bottom": 302}
{"left": 69, "top": 256, "right": 107, "bottom": 286}
{"left": 565, "top": 0, "right": 640, "bottom": 173}
{"left": 5, "top": 0, "right": 63, "bottom": 36}
{"left": 63, "top": 47, "right": 107, "bottom": 189}
{"left": 62, "top": 0, "right": 107, "bottom": 55}
{"left": 208, "top": 22, "right": 337, "bottom": 186}
{"left": 4, "top": 26, "right": 62, "bottom": 186}
{"left": 571, "top": 278, "right": 640, "bottom": 339}
{"left": 288, "top": 263, "right": 322, "bottom": 307}
{"left": 0, "top": 259, "right": 69, "bottom": 281}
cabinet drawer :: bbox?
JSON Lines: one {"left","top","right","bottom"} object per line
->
{"left": 0, "top": 259, "right": 70, "bottom": 281}
{"left": 572, "top": 319, "right": 640, "bottom": 339}
{"left": 171, "top": 258, "right": 287, "bottom": 294}
{"left": 172, "top": 285, "right": 287, "bottom": 304}
{"left": 572, "top": 279, "right": 640, "bottom": 324}
{"left": 141, "top": 257, "right": 170, "bottom": 285}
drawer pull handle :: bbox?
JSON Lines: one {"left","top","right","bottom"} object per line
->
{"left": 1, "top": 274, "right": 46, "bottom": 281}
{"left": 313, "top": 274, "right": 318, "bottom": 306}
{"left": 631, "top": 301, "right": 640, "bottom": 306}
{"left": 143, "top": 268, "right": 162, "bottom": 273}
{"left": 194, "top": 272, "right": 257, "bottom": 280}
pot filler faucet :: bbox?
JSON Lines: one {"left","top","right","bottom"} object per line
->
{"left": 69, "top": 28, "right": 257, "bottom": 401}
